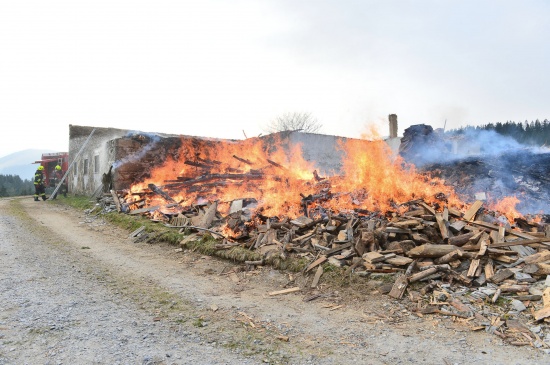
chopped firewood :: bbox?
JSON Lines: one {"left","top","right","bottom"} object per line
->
{"left": 543, "top": 287, "right": 550, "bottom": 307}
{"left": 493, "top": 255, "right": 518, "bottom": 264}
{"left": 290, "top": 216, "right": 313, "bottom": 228}
{"left": 306, "top": 256, "right": 327, "bottom": 272}
{"left": 408, "top": 244, "right": 460, "bottom": 258}
{"left": 499, "top": 284, "right": 530, "bottom": 293}
{"left": 534, "top": 263, "right": 550, "bottom": 275}
{"left": 434, "top": 249, "right": 463, "bottom": 264}
{"left": 490, "top": 269, "right": 514, "bottom": 283}
{"left": 403, "top": 209, "right": 424, "bottom": 217}
{"left": 363, "top": 251, "right": 386, "bottom": 264}
{"left": 484, "top": 259, "right": 495, "bottom": 280}
{"left": 463, "top": 200, "right": 484, "bottom": 221}
{"left": 449, "top": 220, "right": 466, "bottom": 233}
{"left": 409, "top": 265, "right": 449, "bottom": 283}
{"left": 385, "top": 255, "right": 413, "bottom": 266}
{"left": 269, "top": 287, "right": 300, "bottom": 296}
{"left": 492, "top": 289, "right": 502, "bottom": 303}
{"left": 449, "top": 232, "right": 475, "bottom": 247}
{"left": 418, "top": 201, "right": 436, "bottom": 215}
{"left": 435, "top": 213, "right": 449, "bottom": 242}
{"left": 385, "top": 227, "right": 412, "bottom": 234}
{"left": 523, "top": 250, "right": 550, "bottom": 264}
{"left": 534, "top": 306, "right": 550, "bottom": 321}
{"left": 388, "top": 274, "right": 409, "bottom": 299}
{"left": 467, "top": 259, "right": 481, "bottom": 277}
{"left": 311, "top": 266, "right": 323, "bottom": 288}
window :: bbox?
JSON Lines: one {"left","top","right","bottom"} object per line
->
{"left": 94, "top": 155, "right": 99, "bottom": 174}
{"left": 73, "top": 163, "right": 78, "bottom": 176}
{"left": 84, "top": 159, "right": 89, "bottom": 174}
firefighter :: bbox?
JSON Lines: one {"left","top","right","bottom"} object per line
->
{"left": 34, "top": 165, "right": 47, "bottom": 201}
{"left": 51, "top": 164, "right": 68, "bottom": 199}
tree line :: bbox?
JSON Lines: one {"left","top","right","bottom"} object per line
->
{"left": 450, "top": 119, "right": 550, "bottom": 146}
{"left": 0, "top": 175, "right": 34, "bottom": 197}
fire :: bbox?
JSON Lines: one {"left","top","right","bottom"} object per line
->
{"left": 488, "top": 196, "right": 522, "bottom": 223}
{"left": 327, "top": 138, "right": 463, "bottom": 214}
{"left": 123, "top": 129, "right": 526, "bottom": 224}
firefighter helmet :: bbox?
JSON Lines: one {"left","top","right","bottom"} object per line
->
{"left": 38, "top": 165, "right": 44, "bottom": 171}
{"left": 55, "top": 165, "right": 61, "bottom": 170}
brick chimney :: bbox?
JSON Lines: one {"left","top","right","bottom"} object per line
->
{"left": 388, "top": 114, "right": 398, "bottom": 138}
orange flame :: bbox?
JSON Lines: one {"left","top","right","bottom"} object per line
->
{"left": 488, "top": 196, "right": 522, "bottom": 223}
{"left": 124, "top": 129, "right": 525, "bottom": 224}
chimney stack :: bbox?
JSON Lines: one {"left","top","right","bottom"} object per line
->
{"left": 388, "top": 114, "right": 398, "bottom": 138}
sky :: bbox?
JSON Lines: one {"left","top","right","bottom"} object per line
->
{"left": 1, "top": 0, "right": 549, "bottom": 158}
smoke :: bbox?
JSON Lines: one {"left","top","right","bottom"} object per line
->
{"left": 111, "top": 131, "right": 162, "bottom": 169}
{"left": 401, "top": 127, "right": 549, "bottom": 167}
{"left": 402, "top": 127, "right": 550, "bottom": 214}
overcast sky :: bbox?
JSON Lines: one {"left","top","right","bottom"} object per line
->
{"left": 1, "top": 0, "right": 549, "bottom": 158}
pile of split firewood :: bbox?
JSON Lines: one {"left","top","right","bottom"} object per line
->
{"left": 97, "top": 188, "right": 550, "bottom": 348}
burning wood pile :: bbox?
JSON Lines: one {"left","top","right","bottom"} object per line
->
{"left": 100, "top": 132, "right": 550, "bottom": 347}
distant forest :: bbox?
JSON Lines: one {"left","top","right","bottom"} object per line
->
{"left": 449, "top": 119, "right": 550, "bottom": 146}
{"left": 0, "top": 175, "right": 34, "bottom": 197}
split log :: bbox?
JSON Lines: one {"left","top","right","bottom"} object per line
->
{"left": 484, "top": 259, "right": 495, "bottom": 280}
{"left": 407, "top": 244, "right": 459, "bottom": 258}
{"left": 388, "top": 275, "right": 409, "bottom": 299}
{"left": 409, "top": 267, "right": 438, "bottom": 282}
{"left": 434, "top": 249, "right": 463, "bottom": 264}
{"left": 463, "top": 200, "right": 483, "bottom": 221}
{"left": 534, "top": 307, "right": 550, "bottom": 321}
{"left": 449, "top": 232, "right": 475, "bottom": 247}
{"left": 311, "top": 266, "right": 323, "bottom": 288}
{"left": 534, "top": 263, "right": 550, "bottom": 276}
{"left": 499, "top": 284, "right": 530, "bottom": 293}
{"left": 491, "top": 269, "right": 514, "bottom": 284}
{"left": 523, "top": 250, "right": 550, "bottom": 264}
{"left": 435, "top": 213, "right": 449, "bottom": 242}
{"left": 467, "top": 259, "right": 481, "bottom": 277}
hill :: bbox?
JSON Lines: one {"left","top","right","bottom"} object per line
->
{"left": 0, "top": 149, "right": 56, "bottom": 181}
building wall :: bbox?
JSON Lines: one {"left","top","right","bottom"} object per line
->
{"left": 69, "top": 125, "right": 142, "bottom": 195}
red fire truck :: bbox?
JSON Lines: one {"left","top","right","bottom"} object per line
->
{"left": 33, "top": 152, "right": 69, "bottom": 188}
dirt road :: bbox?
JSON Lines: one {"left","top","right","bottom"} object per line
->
{"left": 0, "top": 197, "right": 547, "bottom": 364}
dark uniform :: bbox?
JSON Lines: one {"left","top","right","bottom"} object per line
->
{"left": 51, "top": 165, "right": 68, "bottom": 199}
{"left": 34, "top": 166, "right": 47, "bottom": 201}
